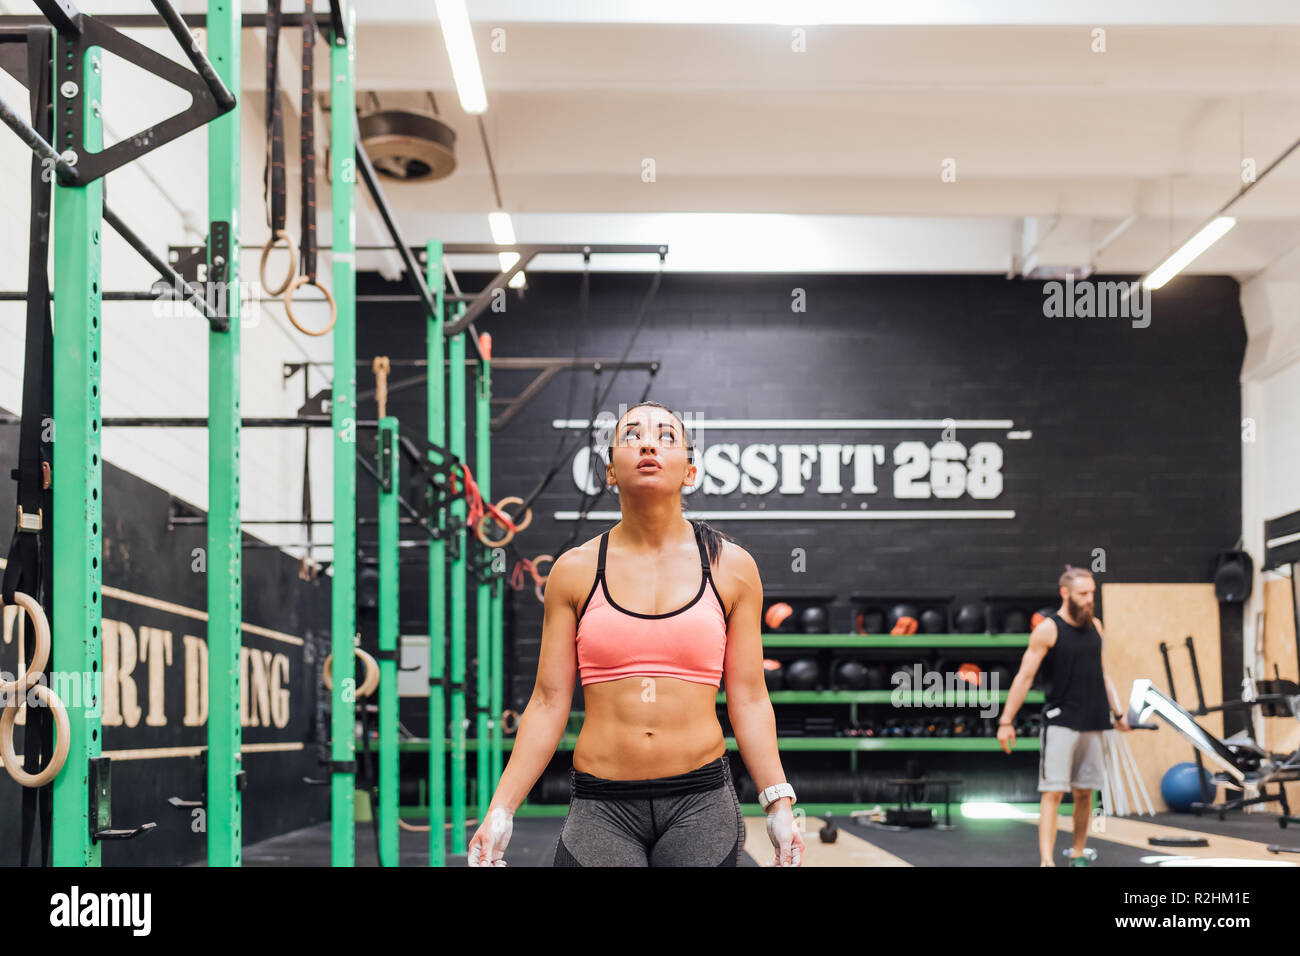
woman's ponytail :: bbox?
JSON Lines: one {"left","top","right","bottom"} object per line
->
{"left": 689, "top": 518, "right": 732, "bottom": 565}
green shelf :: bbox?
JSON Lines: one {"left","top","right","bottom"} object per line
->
{"left": 374, "top": 735, "right": 1039, "bottom": 753}
{"left": 756, "top": 737, "right": 1039, "bottom": 752}
{"left": 762, "top": 634, "right": 1030, "bottom": 648}
{"left": 719, "top": 690, "right": 1043, "bottom": 704}
{"left": 406, "top": 800, "right": 1069, "bottom": 821}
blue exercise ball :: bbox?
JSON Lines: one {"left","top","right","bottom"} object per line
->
{"left": 1161, "top": 762, "right": 1212, "bottom": 812}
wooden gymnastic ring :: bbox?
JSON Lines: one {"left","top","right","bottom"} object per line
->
{"left": 474, "top": 513, "right": 515, "bottom": 549}
{"left": 501, "top": 709, "right": 520, "bottom": 735}
{"left": 474, "top": 497, "right": 532, "bottom": 547}
{"left": 530, "top": 553, "right": 553, "bottom": 604}
{"left": 322, "top": 648, "right": 380, "bottom": 699}
{"left": 356, "top": 649, "right": 380, "bottom": 699}
{"left": 259, "top": 230, "right": 297, "bottom": 297}
{"left": 0, "top": 592, "right": 51, "bottom": 697}
{"left": 284, "top": 274, "right": 337, "bottom": 337}
{"left": 0, "top": 683, "right": 70, "bottom": 787}
{"left": 400, "top": 816, "right": 479, "bottom": 832}
{"left": 494, "top": 497, "right": 532, "bottom": 534}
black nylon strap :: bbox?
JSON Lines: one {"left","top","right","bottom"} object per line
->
{"left": 263, "top": 0, "right": 286, "bottom": 234}
{"left": 300, "top": 0, "right": 318, "bottom": 281}
{"left": 11, "top": 26, "right": 56, "bottom": 868}
{"left": 596, "top": 531, "right": 608, "bottom": 574}
{"left": 5, "top": 24, "right": 54, "bottom": 607}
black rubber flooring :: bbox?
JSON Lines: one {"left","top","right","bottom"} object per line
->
{"left": 238, "top": 810, "right": 1297, "bottom": 867}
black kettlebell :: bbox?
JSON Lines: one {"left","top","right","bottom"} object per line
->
{"left": 819, "top": 812, "right": 838, "bottom": 844}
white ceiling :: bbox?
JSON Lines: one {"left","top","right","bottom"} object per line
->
{"left": 352, "top": 4, "right": 1300, "bottom": 278}
{"left": 18, "top": 1, "right": 1300, "bottom": 277}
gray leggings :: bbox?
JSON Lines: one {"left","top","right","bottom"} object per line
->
{"left": 552, "top": 756, "right": 745, "bottom": 867}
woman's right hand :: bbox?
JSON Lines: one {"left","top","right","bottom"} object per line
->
{"left": 467, "top": 806, "right": 514, "bottom": 867}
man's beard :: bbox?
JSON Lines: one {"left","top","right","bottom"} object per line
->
{"left": 1068, "top": 597, "right": 1093, "bottom": 628}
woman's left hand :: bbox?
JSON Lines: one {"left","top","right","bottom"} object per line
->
{"left": 763, "top": 799, "right": 804, "bottom": 867}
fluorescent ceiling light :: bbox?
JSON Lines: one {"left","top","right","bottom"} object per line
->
{"left": 1141, "top": 216, "right": 1235, "bottom": 291}
{"left": 488, "top": 211, "right": 527, "bottom": 289}
{"left": 435, "top": 0, "right": 488, "bottom": 114}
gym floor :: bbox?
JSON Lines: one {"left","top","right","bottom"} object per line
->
{"left": 238, "top": 810, "right": 1299, "bottom": 867}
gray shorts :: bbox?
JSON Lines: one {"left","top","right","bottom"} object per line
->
{"left": 553, "top": 757, "right": 745, "bottom": 867}
{"left": 1038, "top": 724, "right": 1105, "bottom": 791}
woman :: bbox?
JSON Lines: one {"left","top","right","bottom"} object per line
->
{"left": 467, "top": 401, "right": 803, "bottom": 867}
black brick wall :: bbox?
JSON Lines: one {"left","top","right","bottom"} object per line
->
{"left": 358, "top": 270, "right": 1244, "bottom": 801}
{"left": 359, "top": 270, "right": 1244, "bottom": 694}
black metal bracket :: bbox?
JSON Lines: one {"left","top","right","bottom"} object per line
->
{"left": 468, "top": 552, "right": 504, "bottom": 584}
{"left": 89, "top": 756, "right": 158, "bottom": 842}
{"left": 37, "top": 0, "right": 235, "bottom": 187}
{"left": 208, "top": 220, "right": 230, "bottom": 285}
{"left": 165, "top": 749, "right": 247, "bottom": 814}
{"left": 298, "top": 388, "right": 333, "bottom": 418}
{"left": 160, "top": 220, "right": 229, "bottom": 313}
{"left": 165, "top": 243, "right": 207, "bottom": 286}
{"left": 378, "top": 423, "right": 395, "bottom": 493}
{"left": 303, "top": 757, "right": 357, "bottom": 786}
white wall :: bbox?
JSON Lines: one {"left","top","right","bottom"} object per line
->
{"left": 1239, "top": 242, "right": 1300, "bottom": 725}
{"left": 0, "top": 27, "right": 338, "bottom": 562}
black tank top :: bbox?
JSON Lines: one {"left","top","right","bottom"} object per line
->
{"left": 1039, "top": 612, "right": 1112, "bottom": 731}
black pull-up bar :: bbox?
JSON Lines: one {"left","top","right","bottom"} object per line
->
{"left": 29, "top": 0, "right": 234, "bottom": 117}
{"left": 0, "top": 92, "right": 225, "bottom": 328}
{"left": 102, "top": 206, "right": 227, "bottom": 329}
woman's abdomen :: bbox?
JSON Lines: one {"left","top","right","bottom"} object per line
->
{"left": 573, "top": 676, "right": 725, "bottom": 779}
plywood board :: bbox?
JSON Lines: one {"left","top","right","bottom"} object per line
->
{"left": 1100, "top": 584, "right": 1223, "bottom": 812}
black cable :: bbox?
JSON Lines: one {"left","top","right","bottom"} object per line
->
{"left": 537, "top": 257, "right": 589, "bottom": 501}
{"left": 506, "top": 259, "right": 664, "bottom": 523}
{"left": 557, "top": 367, "right": 656, "bottom": 556}
{"left": 556, "top": 366, "right": 608, "bottom": 556}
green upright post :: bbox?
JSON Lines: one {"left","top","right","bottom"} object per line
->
{"left": 490, "top": 577, "right": 504, "bottom": 787}
{"left": 377, "top": 417, "right": 399, "bottom": 866}
{"left": 474, "top": 350, "right": 491, "bottom": 821}
{"left": 425, "top": 242, "right": 447, "bottom": 865}
{"left": 51, "top": 33, "right": 103, "bottom": 868}
{"left": 449, "top": 319, "right": 467, "bottom": 851}
{"left": 206, "top": 0, "right": 242, "bottom": 868}
{"left": 329, "top": 3, "right": 358, "bottom": 868}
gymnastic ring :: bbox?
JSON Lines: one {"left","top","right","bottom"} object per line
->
{"left": 474, "top": 513, "right": 516, "bottom": 549}
{"left": 0, "top": 683, "right": 70, "bottom": 788}
{"left": 474, "top": 497, "right": 532, "bottom": 548}
{"left": 500, "top": 709, "right": 520, "bottom": 736}
{"left": 356, "top": 649, "right": 380, "bottom": 699}
{"left": 322, "top": 648, "right": 380, "bottom": 699}
{"left": 397, "top": 816, "right": 480, "bottom": 832}
{"left": 530, "top": 553, "right": 553, "bottom": 604}
{"left": 283, "top": 274, "right": 337, "bottom": 337}
{"left": 259, "top": 229, "right": 297, "bottom": 297}
{"left": 493, "top": 497, "right": 533, "bottom": 534}
{"left": 0, "top": 592, "right": 51, "bottom": 697}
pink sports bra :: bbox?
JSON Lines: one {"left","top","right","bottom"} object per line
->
{"left": 575, "top": 525, "right": 728, "bottom": 688}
